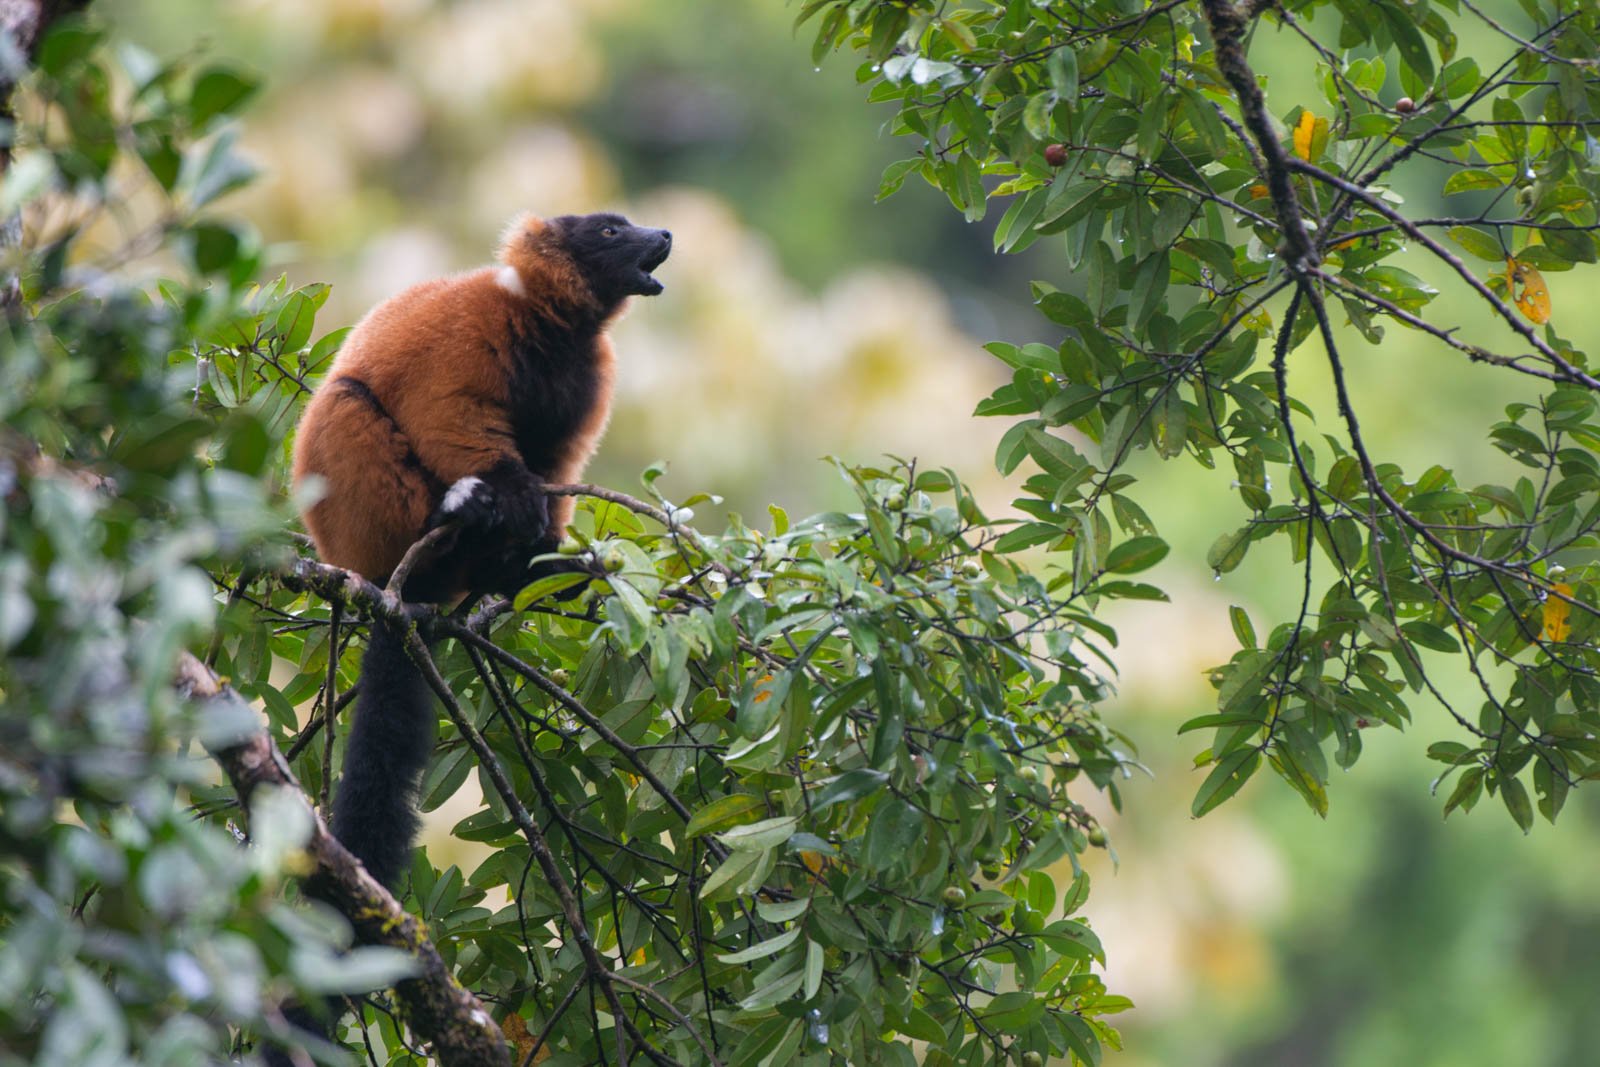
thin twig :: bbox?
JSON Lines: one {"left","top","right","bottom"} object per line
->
{"left": 319, "top": 600, "right": 341, "bottom": 814}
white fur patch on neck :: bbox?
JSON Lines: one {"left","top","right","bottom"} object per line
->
{"left": 495, "top": 265, "right": 526, "bottom": 298}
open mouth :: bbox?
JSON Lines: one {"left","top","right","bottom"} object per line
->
{"left": 633, "top": 237, "right": 671, "bottom": 295}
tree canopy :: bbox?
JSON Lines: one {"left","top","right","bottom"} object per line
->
{"left": 807, "top": 0, "right": 1600, "bottom": 829}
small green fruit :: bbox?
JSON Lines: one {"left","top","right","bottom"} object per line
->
{"left": 961, "top": 559, "right": 982, "bottom": 578}
{"left": 1087, "top": 827, "right": 1108, "bottom": 848}
{"left": 1017, "top": 766, "right": 1039, "bottom": 784}
{"left": 1021, "top": 1052, "right": 1045, "bottom": 1067}
{"left": 548, "top": 668, "right": 571, "bottom": 688}
{"left": 602, "top": 547, "right": 625, "bottom": 572}
{"left": 557, "top": 537, "right": 583, "bottom": 555}
{"left": 941, "top": 886, "right": 967, "bottom": 908}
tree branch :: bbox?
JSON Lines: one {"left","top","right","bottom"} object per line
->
{"left": 1200, "top": 0, "right": 1319, "bottom": 275}
{"left": 173, "top": 651, "right": 510, "bottom": 1067}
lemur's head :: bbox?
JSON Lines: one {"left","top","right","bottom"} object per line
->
{"left": 554, "top": 213, "right": 672, "bottom": 302}
{"left": 499, "top": 212, "right": 671, "bottom": 316}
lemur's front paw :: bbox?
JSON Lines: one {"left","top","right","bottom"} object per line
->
{"left": 433, "top": 467, "right": 550, "bottom": 542}
{"left": 434, "top": 475, "right": 498, "bottom": 531}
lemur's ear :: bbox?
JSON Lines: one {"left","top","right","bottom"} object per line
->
{"left": 498, "top": 212, "right": 548, "bottom": 257}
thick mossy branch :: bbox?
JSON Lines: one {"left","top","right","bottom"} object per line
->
{"left": 174, "top": 651, "right": 511, "bottom": 1067}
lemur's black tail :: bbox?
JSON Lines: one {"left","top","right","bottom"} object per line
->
{"left": 331, "top": 618, "right": 437, "bottom": 890}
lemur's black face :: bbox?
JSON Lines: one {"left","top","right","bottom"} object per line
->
{"left": 554, "top": 213, "right": 673, "bottom": 306}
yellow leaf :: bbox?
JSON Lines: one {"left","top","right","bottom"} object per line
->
{"left": 1506, "top": 256, "right": 1553, "bottom": 324}
{"left": 799, "top": 851, "right": 829, "bottom": 874}
{"left": 1248, "top": 183, "right": 1269, "bottom": 199}
{"left": 632, "top": 947, "right": 647, "bottom": 965}
{"left": 1544, "top": 582, "right": 1573, "bottom": 642}
{"left": 1293, "top": 111, "right": 1315, "bottom": 160}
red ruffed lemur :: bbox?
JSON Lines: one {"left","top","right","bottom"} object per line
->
{"left": 291, "top": 212, "right": 671, "bottom": 892}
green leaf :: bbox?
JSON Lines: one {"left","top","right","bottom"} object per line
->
{"left": 737, "top": 670, "right": 792, "bottom": 738}
{"left": 700, "top": 849, "right": 762, "bottom": 901}
{"left": 716, "top": 925, "right": 802, "bottom": 965}
{"left": 861, "top": 799, "right": 922, "bottom": 870}
{"left": 1023, "top": 91, "right": 1055, "bottom": 140}
{"left": 686, "top": 794, "right": 767, "bottom": 838}
{"left": 1104, "top": 536, "right": 1169, "bottom": 574}
{"left": 811, "top": 768, "right": 889, "bottom": 811}
{"left": 876, "top": 158, "right": 920, "bottom": 202}
{"left": 954, "top": 154, "right": 985, "bottom": 222}
{"left": 1380, "top": 2, "right": 1434, "bottom": 84}
{"left": 1448, "top": 226, "right": 1504, "bottom": 262}
{"left": 738, "top": 966, "right": 806, "bottom": 1012}
{"left": 719, "top": 815, "right": 797, "bottom": 852}
{"left": 183, "top": 222, "right": 242, "bottom": 276}
{"left": 1439, "top": 57, "right": 1480, "bottom": 99}
{"left": 1206, "top": 526, "right": 1251, "bottom": 574}
{"left": 1193, "top": 749, "right": 1261, "bottom": 816}
{"left": 804, "top": 939, "right": 824, "bottom": 1001}
{"left": 35, "top": 23, "right": 103, "bottom": 77}
{"left": 1443, "top": 767, "right": 1484, "bottom": 817}
{"left": 1426, "top": 741, "right": 1474, "bottom": 764}
{"left": 1178, "top": 713, "right": 1264, "bottom": 735}
{"left": 979, "top": 991, "right": 1044, "bottom": 1030}
{"left": 1047, "top": 46, "right": 1079, "bottom": 100}
{"left": 1402, "top": 621, "right": 1461, "bottom": 653}
{"left": 1541, "top": 226, "right": 1597, "bottom": 265}
{"left": 1442, "top": 169, "right": 1502, "bottom": 195}
{"left": 1500, "top": 773, "right": 1534, "bottom": 833}
{"left": 274, "top": 291, "right": 316, "bottom": 352}
{"left": 1229, "top": 606, "right": 1257, "bottom": 649}
{"left": 512, "top": 570, "right": 589, "bottom": 609}
{"left": 1493, "top": 96, "right": 1527, "bottom": 157}
{"left": 1128, "top": 251, "right": 1170, "bottom": 331}
{"left": 189, "top": 66, "right": 260, "bottom": 128}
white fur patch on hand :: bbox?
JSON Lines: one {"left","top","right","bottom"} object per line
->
{"left": 442, "top": 476, "right": 486, "bottom": 514}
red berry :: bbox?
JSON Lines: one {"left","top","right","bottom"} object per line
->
{"left": 1043, "top": 143, "right": 1068, "bottom": 167}
{"left": 1395, "top": 97, "right": 1416, "bottom": 114}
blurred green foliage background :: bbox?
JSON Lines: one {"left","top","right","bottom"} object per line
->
{"left": 104, "top": 2, "right": 1600, "bottom": 1064}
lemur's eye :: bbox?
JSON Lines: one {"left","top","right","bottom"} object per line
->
{"left": 601, "top": 227, "right": 618, "bottom": 238}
